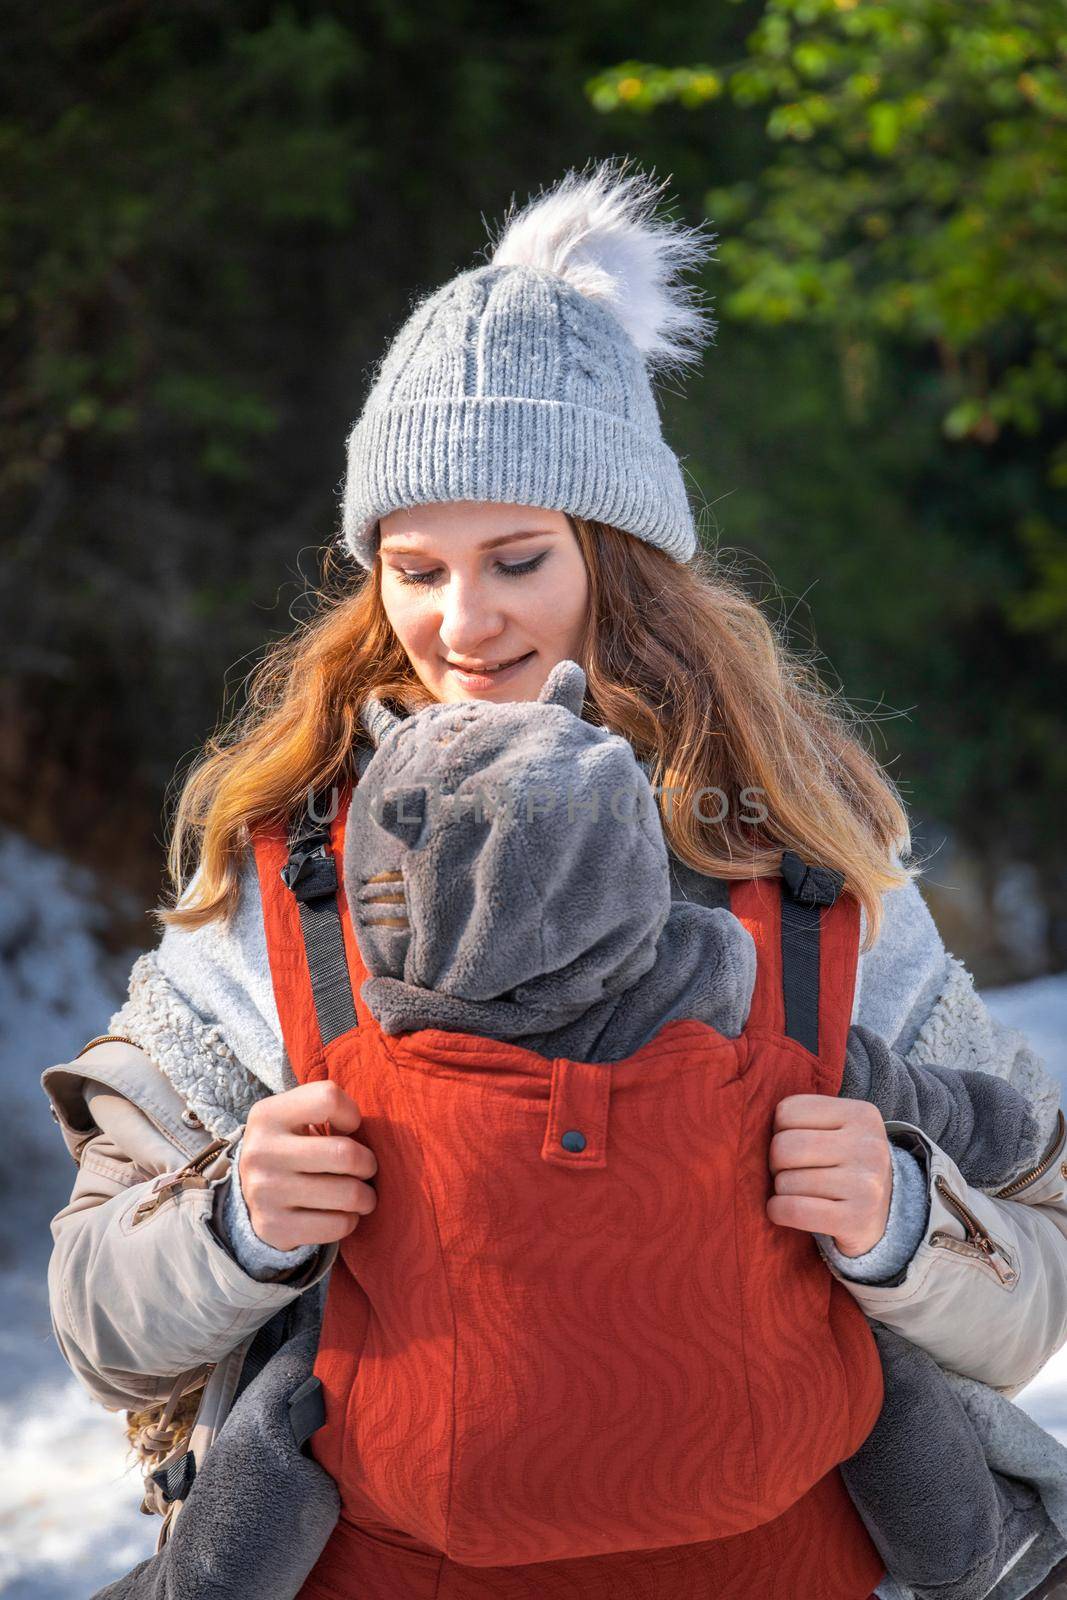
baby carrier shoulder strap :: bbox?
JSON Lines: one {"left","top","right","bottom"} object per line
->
{"left": 255, "top": 787, "right": 862, "bottom": 1091}
{"left": 729, "top": 851, "right": 860, "bottom": 1084}
{"left": 251, "top": 784, "right": 359, "bottom": 1086}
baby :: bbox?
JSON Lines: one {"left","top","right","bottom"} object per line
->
{"left": 344, "top": 658, "right": 1048, "bottom": 1600}
{"left": 226, "top": 657, "right": 1048, "bottom": 1599}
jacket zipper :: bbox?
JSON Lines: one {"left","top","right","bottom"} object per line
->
{"left": 131, "top": 1137, "right": 234, "bottom": 1224}
{"left": 930, "top": 1175, "right": 1017, "bottom": 1284}
{"left": 991, "top": 1106, "right": 1066, "bottom": 1199}
{"left": 75, "top": 1032, "right": 140, "bottom": 1058}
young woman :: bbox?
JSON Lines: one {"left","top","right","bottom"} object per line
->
{"left": 42, "top": 160, "right": 1067, "bottom": 1600}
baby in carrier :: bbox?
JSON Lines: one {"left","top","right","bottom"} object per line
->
{"left": 307, "top": 658, "right": 1047, "bottom": 1600}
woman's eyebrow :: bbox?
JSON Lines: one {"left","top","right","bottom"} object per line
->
{"left": 380, "top": 529, "right": 559, "bottom": 555}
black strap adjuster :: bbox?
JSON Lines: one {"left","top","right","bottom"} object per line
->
{"left": 149, "top": 1449, "right": 197, "bottom": 1505}
{"left": 780, "top": 849, "right": 844, "bottom": 907}
{"left": 280, "top": 842, "right": 338, "bottom": 901}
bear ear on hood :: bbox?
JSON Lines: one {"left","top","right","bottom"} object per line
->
{"left": 536, "top": 659, "right": 587, "bottom": 716}
{"left": 359, "top": 691, "right": 407, "bottom": 749}
{"left": 377, "top": 785, "right": 430, "bottom": 849}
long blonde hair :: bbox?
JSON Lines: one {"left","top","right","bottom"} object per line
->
{"left": 160, "top": 515, "right": 916, "bottom": 949}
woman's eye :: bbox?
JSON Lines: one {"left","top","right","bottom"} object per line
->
{"left": 394, "top": 552, "right": 548, "bottom": 588}
{"left": 498, "top": 552, "right": 548, "bottom": 579}
{"left": 395, "top": 568, "right": 443, "bottom": 587}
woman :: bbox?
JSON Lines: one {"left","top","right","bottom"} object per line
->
{"left": 42, "top": 159, "right": 1067, "bottom": 1599}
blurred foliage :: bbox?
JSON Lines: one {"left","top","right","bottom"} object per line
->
{"left": 591, "top": 0, "right": 1067, "bottom": 960}
{"left": 0, "top": 0, "right": 1064, "bottom": 970}
{"left": 1, "top": 0, "right": 735, "bottom": 870}
{"left": 1, "top": 7, "right": 370, "bottom": 492}
{"left": 590, "top": 0, "right": 1067, "bottom": 458}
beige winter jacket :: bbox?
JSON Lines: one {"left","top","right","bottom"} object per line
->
{"left": 44, "top": 1029, "right": 1067, "bottom": 1446}
{"left": 43, "top": 1034, "right": 339, "bottom": 1545}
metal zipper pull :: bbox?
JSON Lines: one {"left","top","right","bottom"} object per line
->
{"left": 931, "top": 1174, "right": 1017, "bottom": 1285}
{"left": 131, "top": 1138, "right": 232, "bottom": 1225}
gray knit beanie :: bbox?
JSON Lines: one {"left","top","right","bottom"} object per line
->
{"left": 339, "top": 156, "right": 717, "bottom": 570}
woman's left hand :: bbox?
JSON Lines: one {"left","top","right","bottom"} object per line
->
{"left": 767, "top": 1095, "right": 894, "bottom": 1258}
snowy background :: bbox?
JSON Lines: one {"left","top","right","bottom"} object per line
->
{"left": 1, "top": 825, "right": 1066, "bottom": 1598}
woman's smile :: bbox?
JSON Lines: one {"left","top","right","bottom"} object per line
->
{"left": 443, "top": 649, "right": 537, "bottom": 690}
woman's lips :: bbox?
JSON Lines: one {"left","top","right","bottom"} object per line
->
{"left": 445, "top": 651, "right": 535, "bottom": 687}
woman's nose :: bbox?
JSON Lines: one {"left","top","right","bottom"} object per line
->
{"left": 437, "top": 577, "right": 506, "bottom": 651}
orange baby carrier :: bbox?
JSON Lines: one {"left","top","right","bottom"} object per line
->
{"left": 252, "top": 784, "right": 887, "bottom": 1600}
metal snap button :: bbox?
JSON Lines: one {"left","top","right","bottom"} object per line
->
{"left": 561, "top": 1130, "right": 586, "bottom": 1153}
{"left": 181, "top": 1109, "right": 203, "bottom": 1128}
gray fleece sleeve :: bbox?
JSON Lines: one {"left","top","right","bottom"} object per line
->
{"left": 217, "top": 1135, "right": 318, "bottom": 1281}
{"left": 836, "top": 870, "right": 1060, "bottom": 1293}
{"left": 851, "top": 876, "right": 949, "bottom": 1049}
{"left": 815, "top": 1142, "right": 931, "bottom": 1284}
{"left": 853, "top": 874, "right": 1061, "bottom": 1156}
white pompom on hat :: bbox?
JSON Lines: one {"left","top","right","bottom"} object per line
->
{"left": 339, "top": 155, "right": 717, "bottom": 570}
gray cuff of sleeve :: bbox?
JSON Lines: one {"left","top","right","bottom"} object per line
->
{"left": 815, "top": 1143, "right": 930, "bottom": 1284}
{"left": 218, "top": 1135, "right": 319, "bottom": 1282}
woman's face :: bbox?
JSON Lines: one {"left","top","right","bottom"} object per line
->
{"left": 377, "top": 501, "right": 590, "bottom": 703}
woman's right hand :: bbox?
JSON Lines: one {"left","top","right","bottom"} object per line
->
{"left": 238, "top": 1081, "right": 379, "bottom": 1250}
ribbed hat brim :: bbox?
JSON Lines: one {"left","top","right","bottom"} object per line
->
{"left": 340, "top": 396, "right": 698, "bottom": 569}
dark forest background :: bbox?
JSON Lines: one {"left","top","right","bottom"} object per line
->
{"left": 2, "top": 0, "right": 1064, "bottom": 982}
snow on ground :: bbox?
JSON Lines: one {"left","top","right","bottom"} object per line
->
{"left": 0, "top": 827, "right": 159, "bottom": 1598}
{"left": 1, "top": 826, "right": 1065, "bottom": 1596}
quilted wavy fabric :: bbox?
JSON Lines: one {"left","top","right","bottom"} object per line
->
{"left": 253, "top": 793, "right": 886, "bottom": 1599}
